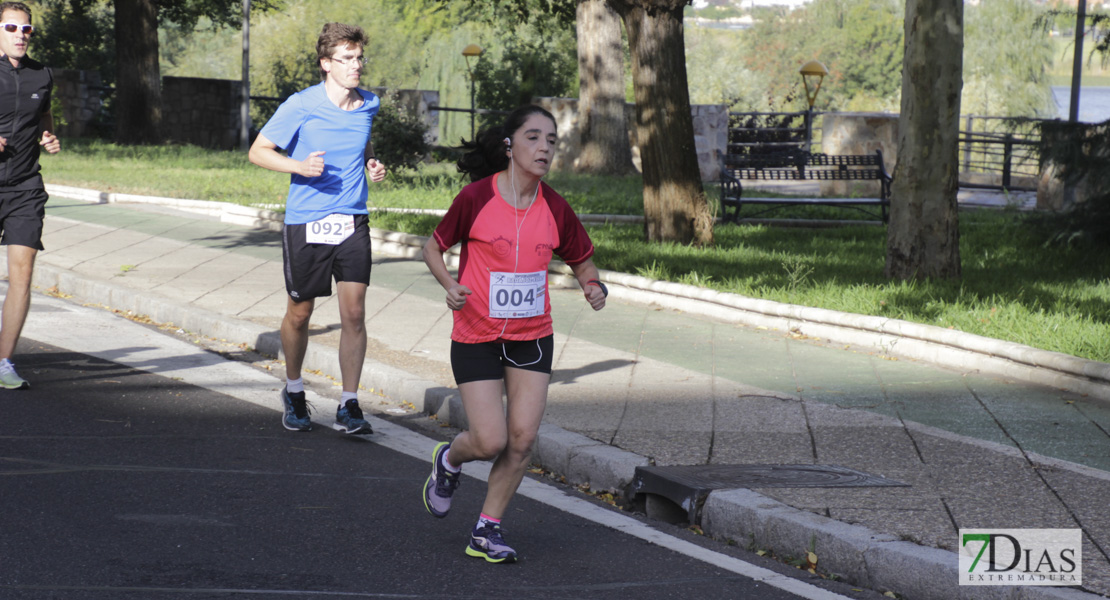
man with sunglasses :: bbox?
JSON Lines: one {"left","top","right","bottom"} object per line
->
{"left": 0, "top": 1, "right": 59, "bottom": 390}
{"left": 249, "top": 22, "right": 386, "bottom": 434}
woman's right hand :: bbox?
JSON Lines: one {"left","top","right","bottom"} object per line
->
{"left": 446, "top": 283, "right": 472, "bottom": 311}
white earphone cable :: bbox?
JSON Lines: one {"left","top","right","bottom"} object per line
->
{"left": 498, "top": 154, "right": 539, "bottom": 339}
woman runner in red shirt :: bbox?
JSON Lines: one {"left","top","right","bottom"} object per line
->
{"left": 421, "top": 105, "right": 607, "bottom": 563}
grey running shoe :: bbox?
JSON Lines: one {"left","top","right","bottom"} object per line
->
{"left": 423, "top": 441, "right": 460, "bottom": 518}
{"left": 0, "top": 359, "right": 29, "bottom": 390}
{"left": 280, "top": 387, "right": 311, "bottom": 431}
{"left": 466, "top": 523, "right": 517, "bottom": 563}
{"left": 333, "top": 399, "right": 372, "bottom": 435}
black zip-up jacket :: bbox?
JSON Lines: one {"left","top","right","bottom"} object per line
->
{"left": 0, "top": 55, "right": 52, "bottom": 189}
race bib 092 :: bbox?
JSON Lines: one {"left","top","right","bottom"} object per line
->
{"left": 305, "top": 214, "right": 355, "bottom": 245}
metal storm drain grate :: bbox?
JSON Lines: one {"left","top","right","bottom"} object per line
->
{"left": 632, "top": 464, "right": 909, "bottom": 524}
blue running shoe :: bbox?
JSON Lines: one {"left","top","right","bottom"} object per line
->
{"left": 423, "top": 441, "right": 460, "bottom": 518}
{"left": 0, "top": 358, "right": 29, "bottom": 390}
{"left": 333, "top": 399, "right": 372, "bottom": 435}
{"left": 466, "top": 523, "right": 517, "bottom": 563}
{"left": 280, "top": 387, "right": 312, "bottom": 431}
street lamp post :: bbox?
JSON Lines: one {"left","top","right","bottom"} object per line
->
{"left": 240, "top": 0, "right": 251, "bottom": 151}
{"left": 799, "top": 60, "right": 829, "bottom": 152}
{"left": 462, "top": 43, "right": 484, "bottom": 139}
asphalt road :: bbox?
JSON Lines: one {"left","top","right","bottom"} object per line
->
{"left": 0, "top": 293, "right": 886, "bottom": 600}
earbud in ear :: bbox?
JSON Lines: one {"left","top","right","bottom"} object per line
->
{"left": 504, "top": 137, "right": 511, "bottom": 148}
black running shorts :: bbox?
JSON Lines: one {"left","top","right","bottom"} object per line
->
{"left": 282, "top": 214, "right": 372, "bottom": 301}
{"left": 0, "top": 188, "right": 48, "bottom": 250}
{"left": 450, "top": 335, "right": 555, "bottom": 384}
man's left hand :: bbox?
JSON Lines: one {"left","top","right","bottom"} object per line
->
{"left": 40, "top": 131, "right": 60, "bottom": 154}
{"left": 367, "top": 158, "right": 386, "bottom": 183}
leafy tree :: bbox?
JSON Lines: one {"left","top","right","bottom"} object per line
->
{"left": 160, "top": 17, "right": 240, "bottom": 80}
{"left": 964, "top": 0, "right": 1054, "bottom": 117}
{"left": 742, "top": 0, "right": 903, "bottom": 111}
{"left": 245, "top": 1, "right": 447, "bottom": 100}
{"left": 837, "top": 0, "right": 903, "bottom": 103}
{"left": 1032, "top": 8, "right": 1110, "bottom": 247}
{"left": 415, "top": 22, "right": 491, "bottom": 150}
{"left": 1036, "top": 121, "right": 1110, "bottom": 246}
{"left": 685, "top": 25, "right": 771, "bottom": 111}
{"left": 885, "top": 0, "right": 963, "bottom": 281}
{"left": 37, "top": 0, "right": 278, "bottom": 144}
{"left": 609, "top": 0, "right": 713, "bottom": 246}
{"left": 470, "top": 16, "right": 578, "bottom": 120}
{"left": 155, "top": 0, "right": 465, "bottom": 132}
{"left": 36, "top": 0, "right": 116, "bottom": 81}
{"left": 372, "top": 94, "right": 432, "bottom": 172}
{"left": 453, "top": 0, "right": 712, "bottom": 243}
{"left": 574, "top": 0, "right": 635, "bottom": 175}
{"left": 439, "top": 0, "right": 636, "bottom": 174}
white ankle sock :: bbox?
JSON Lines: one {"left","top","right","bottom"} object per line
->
{"left": 441, "top": 446, "right": 460, "bottom": 473}
{"left": 476, "top": 514, "right": 500, "bottom": 530}
{"left": 286, "top": 378, "right": 304, "bottom": 393}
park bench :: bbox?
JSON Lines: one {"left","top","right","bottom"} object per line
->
{"left": 717, "top": 149, "right": 893, "bottom": 224}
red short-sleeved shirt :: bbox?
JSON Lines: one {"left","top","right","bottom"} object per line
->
{"left": 433, "top": 173, "right": 595, "bottom": 343}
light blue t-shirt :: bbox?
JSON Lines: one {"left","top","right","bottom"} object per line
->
{"left": 259, "top": 83, "right": 380, "bottom": 224}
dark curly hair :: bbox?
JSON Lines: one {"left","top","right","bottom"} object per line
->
{"left": 456, "top": 105, "right": 557, "bottom": 182}
{"left": 316, "top": 22, "right": 368, "bottom": 81}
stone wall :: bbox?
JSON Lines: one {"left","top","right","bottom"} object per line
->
{"left": 367, "top": 88, "right": 441, "bottom": 147}
{"left": 159, "top": 79, "right": 441, "bottom": 151}
{"left": 163, "top": 76, "right": 244, "bottom": 150}
{"left": 691, "top": 104, "right": 730, "bottom": 181}
{"left": 534, "top": 97, "right": 729, "bottom": 181}
{"left": 52, "top": 69, "right": 103, "bottom": 138}
{"left": 819, "top": 112, "right": 898, "bottom": 197}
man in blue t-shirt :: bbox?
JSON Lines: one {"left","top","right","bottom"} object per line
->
{"left": 249, "top": 22, "right": 387, "bottom": 435}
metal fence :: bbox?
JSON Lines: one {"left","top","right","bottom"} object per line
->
{"left": 959, "top": 115, "right": 1047, "bottom": 192}
{"left": 726, "top": 111, "right": 817, "bottom": 156}
{"left": 726, "top": 111, "right": 1049, "bottom": 193}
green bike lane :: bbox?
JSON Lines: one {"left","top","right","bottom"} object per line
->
{"left": 42, "top": 198, "right": 1110, "bottom": 474}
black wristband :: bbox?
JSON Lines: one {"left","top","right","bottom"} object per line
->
{"left": 587, "top": 279, "right": 608, "bottom": 297}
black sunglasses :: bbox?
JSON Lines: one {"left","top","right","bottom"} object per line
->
{"left": 1, "top": 23, "right": 34, "bottom": 35}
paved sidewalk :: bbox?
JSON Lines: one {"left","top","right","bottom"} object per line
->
{"left": 8, "top": 191, "right": 1109, "bottom": 600}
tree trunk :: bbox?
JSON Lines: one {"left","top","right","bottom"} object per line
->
{"left": 609, "top": 0, "right": 713, "bottom": 246}
{"left": 885, "top": 0, "right": 963, "bottom": 280}
{"left": 114, "top": 0, "right": 163, "bottom": 144}
{"left": 574, "top": 0, "right": 634, "bottom": 175}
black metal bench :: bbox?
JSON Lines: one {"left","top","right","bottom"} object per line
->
{"left": 717, "top": 150, "right": 893, "bottom": 224}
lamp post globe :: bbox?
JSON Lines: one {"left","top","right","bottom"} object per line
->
{"left": 798, "top": 60, "right": 829, "bottom": 152}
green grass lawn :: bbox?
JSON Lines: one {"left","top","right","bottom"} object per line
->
{"left": 42, "top": 139, "right": 1110, "bottom": 363}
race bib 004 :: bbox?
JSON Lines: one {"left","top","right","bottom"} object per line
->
{"left": 489, "top": 270, "right": 546, "bottom": 319}
{"left": 305, "top": 213, "right": 355, "bottom": 245}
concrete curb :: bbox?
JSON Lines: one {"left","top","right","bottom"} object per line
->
{"left": 592, "top": 271, "right": 1110, "bottom": 401}
{"left": 47, "top": 183, "right": 1110, "bottom": 402}
{"left": 371, "top": 222, "right": 1110, "bottom": 402}
{"left": 28, "top": 263, "right": 445, "bottom": 418}
{"left": 27, "top": 200, "right": 1107, "bottom": 599}
{"left": 701, "top": 488, "right": 1101, "bottom": 600}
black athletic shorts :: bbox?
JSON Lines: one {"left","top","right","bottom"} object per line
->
{"left": 451, "top": 335, "right": 555, "bottom": 384}
{"left": 282, "top": 214, "right": 372, "bottom": 301}
{"left": 0, "top": 188, "right": 49, "bottom": 250}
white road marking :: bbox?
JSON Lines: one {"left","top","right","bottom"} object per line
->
{"left": 22, "top": 292, "right": 853, "bottom": 600}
